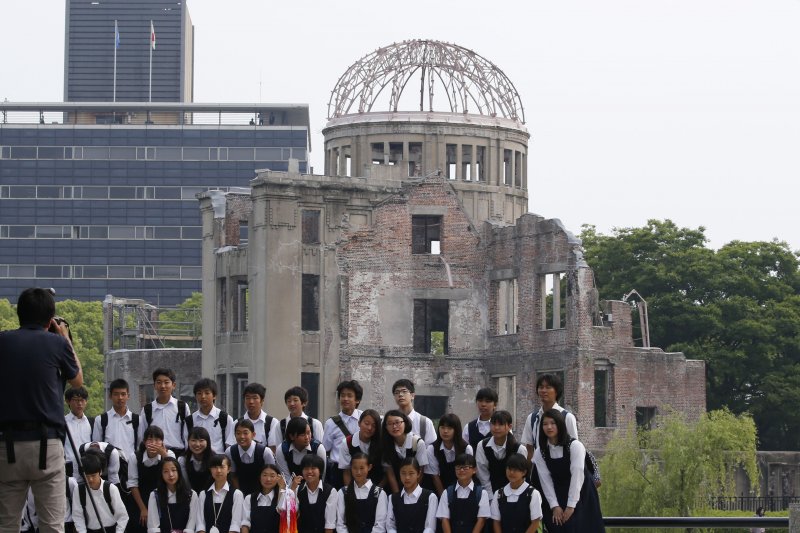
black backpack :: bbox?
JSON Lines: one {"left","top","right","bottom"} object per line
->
{"left": 79, "top": 442, "right": 130, "bottom": 492}
{"left": 78, "top": 480, "right": 115, "bottom": 517}
{"left": 99, "top": 412, "right": 140, "bottom": 450}
{"left": 144, "top": 400, "right": 193, "bottom": 446}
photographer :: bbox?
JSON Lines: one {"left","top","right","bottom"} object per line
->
{"left": 0, "top": 288, "right": 83, "bottom": 533}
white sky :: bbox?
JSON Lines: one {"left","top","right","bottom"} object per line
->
{"left": 3, "top": 1, "right": 800, "bottom": 251}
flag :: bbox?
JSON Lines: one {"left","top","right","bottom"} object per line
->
{"left": 114, "top": 20, "right": 120, "bottom": 49}
{"left": 150, "top": 21, "right": 156, "bottom": 50}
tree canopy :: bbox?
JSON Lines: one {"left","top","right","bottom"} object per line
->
{"left": 581, "top": 220, "right": 800, "bottom": 450}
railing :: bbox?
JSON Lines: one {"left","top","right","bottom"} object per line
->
{"left": 711, "top": 495, "right": 800, "bottom": 513}
{"left": 605, "top": 516, "right": 789, "bottom": 528}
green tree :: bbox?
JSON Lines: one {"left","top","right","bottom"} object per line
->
{"left": 581, "top": 221, "right": 800, "bottom": 450}
{"left": 600, "top": 410, "right": 759, "bottom": 525}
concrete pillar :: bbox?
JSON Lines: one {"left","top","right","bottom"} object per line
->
{"left": 455, "top": 143, "right": 462, "bottom": 180}
{"left": 338, "top": 147, "right": 347, "bottom": 177}
{"left": 790, "top": 503, "right": 800, "bottom": 533}
{"left": 472, "top": 144, "right": 478, "bottom": 182}
{"left": 199, "top": 193, "right": 221, "bottom": 381}
{"left": 510, "top": 149, "right": 515, "bottom": 188}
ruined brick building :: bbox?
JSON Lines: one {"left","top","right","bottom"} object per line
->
{"left": 200, "top": 40, "right": 706, "bottom": 448}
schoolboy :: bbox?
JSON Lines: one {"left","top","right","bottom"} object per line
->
{"left": 137, "top": 368, "right": 192, "bottom": 455}
{"left": 92, "top": 379, "right": 139, "bottom": 466}
{"left": 520, "top": 373, "right": 578, "bottom": 460}
{"left": 71, "top": 452, "right": 129, "bottom": 533}
{"left": 225, "top": 418, "right": 276, "bottom": 496}
{"left": 322, "top": 380, "right": 364, "bottom": 487}
{"left": 475, "top": 410, "right": 526, "bottom": 498}
{"left": 275, "top": 417, "right": 327, "bottom": 487}
{"left": 240, "top": 382, "right": 282, "bottom": 452}
{"left": 192, "top": 378, "right": 235, "bottom": 454}
{"left": 65, "top": 386, "right": 94, "bottom": 478}
{"left": 280, "top": 386, "right": 325, "bottom": 441}
{"left": 391, "top": 379, "right": 436, "bottom": 445}
{"left": 463, "top": 388, "right": 499, "bottom": 449}
{"left": 489, "top": 454, "right": 542, "bottom": 533}
{"left": 436, "top": 453, "right": 490, "bottom": 533}
{"left": 292, "top": 454, "right": 339, "bottom": 533}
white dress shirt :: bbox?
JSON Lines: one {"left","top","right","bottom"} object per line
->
{"left": 76, "top": 441, "right": 121, "bottom": 484}
{"left": 71, "top": 481, "right": 129, "bottom": 533}
{"left": 382, "top": 433, "right": 429, "bottom": 468}
{"left": 92, "top": 408, "right": 138, "bottom": 462}
{"left": 281, "top": 413, "right": 325, "bottom": 442}
{"left": 435, "top": 480, "right": 491, "bottom": 519}
{"left": 192, "top": 406, "right": 236, "bottom": 454}
{"left": 298, "top": 483, "right": 339, "bottom": 529}
{"left": 533, "top": 439, "right": 587, "bottom": 508}
{"left": 127, "top": 449, "right": 176, "bottom": 488}
{"left": 275, "top": 441, "right": 327, "bottom": 486}
{"left": 337, "top": 430, "right": 371, "bottom": 469}
{"left": 240, "top": 488, "right": 291, "bottom": 527}
{"left": 146, "top": 489, "right": 199, "bottom": 533}
{"left": 489, "top": 481, "right": 543, "bottom": 521}
{"left": 65, "top": 412, "right": 93, "bottom": 467}
{"left": 242, "top": 410, "right": 282, "bottom": 448}
{"left": 520, "top": 403, "right": 579, "bottom": 450}
{"left": 406, "top": 410, "right": 437, "bottom": 445}
{"left": 475, "top": 436, "right": 527, "bottom": 497}
{"left": 224, "top": 442, "right": 275, "bottom": 472}
{"left": 139, "top": 397, "right": 191, "bottom": 450}
{"left": 386, "top": 485, "right": 438, "bottom": 533}
{"left": 323, "top": 410, "right": 362, "bottom": 464}
{"left": 195, "top": 483, "right": 244, "bottom": 532}
{"left": 423, "top": 443, "right": 473, "bottom": 475}
{"left": 335, "top": 480, "right": 387, "bottom": 533}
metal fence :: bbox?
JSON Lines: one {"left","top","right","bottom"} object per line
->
{"left": 711, "top": 495, "right": 800, "bottom": 513}
{"left": 605, "top": 516, "right": 789, "bottom": 528}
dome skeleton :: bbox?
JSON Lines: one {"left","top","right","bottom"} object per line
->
{"left": 328, "top": 39, "right": 525, "bottom": 123}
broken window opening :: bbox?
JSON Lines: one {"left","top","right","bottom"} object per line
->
{"left": 514, "top": 150, "right": 522, "bottom": 188}
{"left": 217, "top": 278, "right": 227, "bottom": 332}
{"left": 476, "top": 146, "right": 485, "bottom": 182}
{"left": 542, "top": 272, "right": 567, "bottom": 330}
{"left": 238, "top": 220, "right": 248, "bottom": 246}
{"left": 503, "top": 149, "right": 512, "bottom": 186}
{"left": 462, "top": 145, "right": 473, "bottom": 181}
{"left": 497, "top": 279, "right": 519, "bottom": 335}
{"left": 232, "top": 373, "right": 249, "bottom": 419}
{"left": 492, "top": 374, "right": 517, "bottom": 421}
{"left": 301, "top": 274, "right": 320, "bottom": 331}
{"left": 389, "top": 142, "right": 403, "bottom": 166}
{"left": 412, "top": 215, "right": 442, "bottom": 255}
{"left": 413, "top": 299, "right": 449, "bottom": 355}
{"left": 302, "top": 210, "right": 321, "bottom": 245}
{"left": 233, "top": 281, "right": 249, "bottom": 332}
{"left": 371, "top": 142, "right": 385, "bottom": 165}
{"left": 408, "top": 142, "right": 423, "bottom": 177}
{"left": 301, "top": 372, "right": 320, "bottom": 419}
{"left": 594, "top": 368, "right": 608, "bottom": 427}
{"left": 414, "top": 395, "right": 448, "bottom": 424}
{"left": 636, "top": 406, "right": 656, "bottom": 430}
{"left": 446, "top": 144, "right": 457, "bottom": 179}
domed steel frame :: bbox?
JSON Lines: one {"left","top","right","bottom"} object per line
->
{"left": 328, "top": 39, "right": 525, "bottom": 123}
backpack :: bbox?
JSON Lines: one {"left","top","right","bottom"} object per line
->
{"left": 237, "top": 414, "right": 274, "bottom": 445}
{"left": 78, "top": 480, "right": 114, "bottom": 518}
{"left": 79, "top": 442, "right": 131, "bottom": 492}
{"left": 280, "top": 416, "right": 317, "bottom": 440}
{"left": 144, "top": 400, "right": 192, "bottom": 445}
{"left": 330, "top": 415, "right": 352, "bottom": 437}
{"left": 418, "top": 415, "right": 430, "bottom": 442}
{"left": 99, "top": 412, "right": 140, "bottom": 449}
{"left": 214, "top": 410, "right": 230, "bottom": 449}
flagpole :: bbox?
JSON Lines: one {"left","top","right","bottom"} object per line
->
{"left": 113, "top": 20, "right": 118, "bottom": 102}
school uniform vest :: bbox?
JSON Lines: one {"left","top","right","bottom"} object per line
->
{"left": 186, "top": 461, "right": 213, "bottom": 494}
{"left": 433, "top": 447, "right": 457, "bottom": 488}
{"left": 249, "top": 491, "right": 281, "bottom": 533}
{"left": 282, "top": 441, "right": 322, "bottom": 477}
{"left": 136, "top": 453, "right": 162, "bottom": 502}
{"left": 449, "top": 487, "right": 481, "bottom": 533}
{"left": 297, "top": 483, "right": 333, "bottom": 533}
{"left": 154, "top": 491, "right": 191, "bottom": 533}
{"left": 346, "top": 436, "right": 383, "bottom": 485}
{"left": 203, "top": 489, "right": 234, "bottom": 533}
{"left": 343, "top": 485, "right": 382, "bottom": 533}
{"left": 467, "top": 420, "right": 489, "bottom": 450}
{"left": 231, "top": 443, "right": 267, "bottom": 496}
{"left": 481, "top": 436, "right": 519, "bottom": 491}
{"left": 496, "top": 487, "right": 535, "bottom": 533}
{"left": 388, "top": 439, "right": 423, "bottom": 485}
{"left": 391, "top": 489, "right": 432, "bottom": 533}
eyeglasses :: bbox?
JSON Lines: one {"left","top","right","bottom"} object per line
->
{"left": 455, "top": 465, "right": 475, "bottom": 471}
{"left": 393, "top": 389, "right": 411, "bottom": 396}
{"left": 387, "top": 420, "right": 405, "bottom": 428}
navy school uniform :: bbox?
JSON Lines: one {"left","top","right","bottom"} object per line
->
{"left": 179, "top": 455, "right": 213, "bottom": 494}
{"left": 489, "top": 482, "right": 543, "bottom": 533}
{"left": 386, "top": 485, "right": 438, "bottom": 533}
{"left": 227, "top": 442, "right": 274, "bottom": 497}
{"left": 463, "top": 419, "right": 492, "bottom": 450}
{"left": 197, "top": 483, "right": 243, "bottom": 533}
{"left": 147, "top": 489, "right": 199, "bottom": 532}
{"left": 435, "top": 482, "right": 490, "bottom": 533}
{"left": 335, "top": 480, "right": 387, "bottom": 533}
{"left": 242, "top": 488, "right": 288, "bottom": 533}
{"left": 296, "top": 482, "right": 339, "bottom": 533}
{"left": 339, "top": 433, "right": 384, "bottom": 486}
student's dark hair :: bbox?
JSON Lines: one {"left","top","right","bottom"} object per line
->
{"left": 108, "top": 379, "right": 129, "bottom": 394}
{"left": 359, "top": 409, "right": 383, "bottom": 467}
{"left": 152, "top": 368, "right": 176, "bottom": 383}
{"left": 187, "top": 427, "right": 213, "bottom": 468}
{"left": 345, "top": 453, "right": 371, "bottom": 530}
{"left": 157, "top": 457, "right": 192, "bottom": 508}
{"left": 209, "top": 454, "right": 230, "bottom": 469}
{"left": 454, "top": 453, "right": 477, "bottom": 468}
{"left": 435, "top": 413, "right": 468, "bottom": 456}
{"left": 506, "top": 453, "right": 530, "bottom": 475}
{"left": 285, "top": 417, "right": 309, "bottom": 439}
{"left": 475, "top": 387, "right": 499, "bottom": 403}
{"left": 392, "top": 379, "right": 415, "bottom": 394}
{"left": 81, "top": 452, "right": 104, "bottom": 475}
{"left": 381, "top": 410, "right": 412, "bottom": 465}
{"left": 65, "top": 386, "right": 89, "bottom": 401}
{"left": 284, "top": 386, "right": 309, "bottom": 404}
{"left": 144, "top": 425, "right": 165, "bottom": 441}
{"left": 490, "top": 410, "right": 513, "bottom": 426}
{"left": 300, "top": 453, "right": 325, "bottom": 472}
{"left": 539, "top": 408, "right": 570, "bottom": 449}
{"left": 243, "top": 382, "right": 266, "bottom": 400}
{"left": 234, "top": 418, "right": 255, "bottom": 433}
{"left": 17, "top": 288, "right": 56, "bottom": 326}
{"left": 536, "top": 373, "right": 564, "bottom": 401}
{"left": 399, "top": 456, "right": 421, "bottom": 473}
{"left": 336, "top": 380, "right": 364, "bottom": 402}
{"left": 193, "top": 378, "right": 218, "bottom": 396}
{"left": 259, "top": 463, "right": 282, "bottom": 498}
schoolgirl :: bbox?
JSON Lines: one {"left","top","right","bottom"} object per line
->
{"left": 489, "top": 454, "right": 542, "bottom": 533}
{"left": 293, "top": 454, "right": 339, "bottom": 533}
{"left": 335, "top": 452, "right": 387, "bottom": 533}
{"left": 380, "top": 410, "right": 429, "bottom": 494}
{"left": 385, "top": 457, "right": 438, "bottom": 533}
{"left": 241, "top": 464, "right": 292, "bottom": 533}
{"left": 435, "top": 454, "right": 490, "bottom": 533}
{"left": 147, "top": 457, "right": 199, "bottom": 532}
{"left": 423, "top": 413, "right": 472, "bottom": 495}
{"left": 131, "top": 425, "right": 176, "bottom": 528}
{"left": 179, "top": 426, "right": 214, "bottom": 494}
{"left": 338, "top": 409, "right": 383, "bottom": 487}
{"left": 196, "top": 454, "right": 244, "bottom": 533}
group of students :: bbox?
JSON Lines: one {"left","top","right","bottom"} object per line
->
{"left": 24, "top": 368, "right": 604, "bottom": 533}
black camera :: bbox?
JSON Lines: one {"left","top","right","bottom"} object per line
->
{"left": 48, "top": 316, "right": 73, "bottom": 342}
